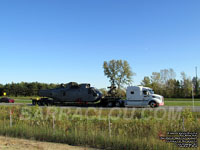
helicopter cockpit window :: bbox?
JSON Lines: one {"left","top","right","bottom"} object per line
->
{"left": 60, "top": 84, "right": 65, "bottom": 88}
{"left": 91, "top": 89, "right": 97, "bottom": 96}
{"left": 88, "top": 89, "right": 92, "bottom": 94}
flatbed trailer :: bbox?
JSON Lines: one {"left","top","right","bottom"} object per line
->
{"left": 32, "top": 97, "right": 125, "bottom": 107}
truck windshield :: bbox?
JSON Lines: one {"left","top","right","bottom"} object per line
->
{"left": 149, "top": 90, "right": 154, "bottom": 94}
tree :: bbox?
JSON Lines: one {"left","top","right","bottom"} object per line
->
{"left": 180, "top": 72, "right": 192, "bottom": 98}
{"left": 103, "top": 60, "right": 134, "bottom": 90}
{"left": 0, "top": 84, "right": 3, "bottom": 96}
{"left": 150, "top": 72, "right": 161, "bottom": 94}
{"left": 165, "top": 79, "right": 177, "bottom": 98}
{"left": 141, "top": 76, "right": 151, "bottom": 87}
{"left": 99, "top": 88, "right": 107, "bottom": 96}
{"left": 160, "top": 68, "right": 176, "bottom": 84}
{"left": 174, "top": 80, "right": 181, "bottom": 98}
{"left": 192, "top": 77, "right": 200, "bottom": 97}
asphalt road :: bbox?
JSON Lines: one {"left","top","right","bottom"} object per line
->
{"left": 1, "top": 103, "right": 200, "bottom": 112}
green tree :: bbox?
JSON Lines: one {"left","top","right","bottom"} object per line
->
{"left": 99, "top": 88, "right": 107, "bottom": 96}
{"left": 150, "top": 72, "right": 161, "bottom": 94}
{"left": 174, "top": 80, "right": 181, "bottom": 98}
{"left": 103, "top": 60, "right": 134, "bottom": 90}
{"left": 0, "top": 84, "right": 3, "bottom": 96}
{"left": 141, "top": 76, "right": 151, "bottom": 87}
{"left": 180, "top": 72, "right": 192, "bottom": 98}
{"left": 192, "top": 77, "right": 200, "bottom": 97}
{"left": 165, "top": 79, "right": 177, "bottom": 98}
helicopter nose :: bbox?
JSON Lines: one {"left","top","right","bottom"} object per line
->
{"left": 96, "top": 91, "right": 102, "bottom": 100}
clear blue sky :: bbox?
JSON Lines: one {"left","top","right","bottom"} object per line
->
{"left": 0, "top": 0, "right": 200, "bottom": 88}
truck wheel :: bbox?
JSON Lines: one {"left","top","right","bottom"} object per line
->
{"left": 115, "top": 102, "right": 120, "bottom": 107}
{"left": 32, "top": 100, "right": 36, "bottom": 105}
{"left": 39, "top": 101, "right": 43, "bottom": 106}
{"left": 149, "top": 101, "right": 157, "bottom": 108}
{"left": 107, "top": 102, "right": 113, "bottom": 107}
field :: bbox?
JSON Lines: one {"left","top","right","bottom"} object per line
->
{"left": 0, "top": 105, "right": 199, "bottom": 150}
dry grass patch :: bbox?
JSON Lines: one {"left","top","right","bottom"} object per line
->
{"left": 0, "top": 136, "right": 96, "bottom": 150}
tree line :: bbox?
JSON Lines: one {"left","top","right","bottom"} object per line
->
{"left": 141, "top": 69, "right": 200, "bottom": 98}
{"left": 0, "top": 82, "right": 59, "bottom": 97}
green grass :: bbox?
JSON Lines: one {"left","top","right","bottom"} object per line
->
{"left": 165, "top": 101, "right": 200, "bottom": 106}
{"left": 3, "top": 96, "right": 37, "bottom": 100}
{"left": 0, "top": 96, "right": 35, "bottom": 104}
{"left": 14, "top": 99, "right": 32, "bottom": 103}
{"left": 165, "top": 98, "right": 200, "bottom": 101}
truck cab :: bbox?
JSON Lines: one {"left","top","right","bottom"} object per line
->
{"left": 125, "top": 86, "right": 164, "bottom": 108}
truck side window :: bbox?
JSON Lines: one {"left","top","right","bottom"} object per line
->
{"left": 143, "top": 90, "right": 147, "bottom": 95}
{"left": 131, "top": 91, "right": 134, "bottom": 94}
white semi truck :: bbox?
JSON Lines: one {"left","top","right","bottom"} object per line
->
{"left": 125, "top": 86, "right": 164, "bottom": 108}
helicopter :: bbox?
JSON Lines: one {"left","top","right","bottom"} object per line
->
{"left": 38, "top": 82, "right": 102, "bottom": 103}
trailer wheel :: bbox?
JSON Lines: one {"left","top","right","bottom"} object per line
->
{"left": 32, "top": 100, "right": 36, "bottom": 105}
{"left": 149, "top": 101, "right": 157, "bottom": 108}
{"left": 115, "top": 102, "right": 120, "bottom": 107}
{"left": 107, "top": 102, "right": 113, "bottom": 107}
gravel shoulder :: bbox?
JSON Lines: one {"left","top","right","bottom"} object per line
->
{"left": 0, "top": 136, "right": 96, "bottom": 150}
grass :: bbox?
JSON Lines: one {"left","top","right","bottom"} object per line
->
{"left": 165, "top": 98, "right": 200, "bottom": 101}
{"left": 165, "top": 101, "right": 200, "bottom": 106}
{"left": 0, "top": 96, "right": 37, "bottom": 100}
{"left": 0, "top": 96, "right": 34, "bottom": 104}
{"left": 14, "top": 99, "right": 32, "bottom": 103}
{"left": 0, "top": 106, "right": 199, "bottom": 150}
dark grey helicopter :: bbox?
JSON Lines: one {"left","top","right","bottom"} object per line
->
{"left": 38, "top": 82, "right": 102, "bottom": 103}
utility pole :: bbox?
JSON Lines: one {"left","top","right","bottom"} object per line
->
{"left": 195, "top": 67, "right": 198, "bottom": 97}
{"left": 192, "top": 83, "right": 194, "bottom": 110}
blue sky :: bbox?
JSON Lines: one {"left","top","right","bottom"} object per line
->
{"left": 0, "top": 0, "right": 200, "bottom": 88}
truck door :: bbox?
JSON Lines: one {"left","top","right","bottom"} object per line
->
{"left": 141, "top": 90, "right": 149, "bottom": 106}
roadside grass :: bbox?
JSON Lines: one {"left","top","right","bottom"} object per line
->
{"left": 14, "top": 99, "right": 32, "bottom": 103}
{"left": 0, "top": 106, "right": 199, "bottom": 150}
{"left": 0, "top": 96, "right": 34, "bottom": 104}
{"left": 0, "top": 96, "right": 37, "bottom": 100}
{"left": 165, "top": 101, "right": 200, "bottom": 106}
{"left": 165, "top": 98, "right": 200, "bottom": 101}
